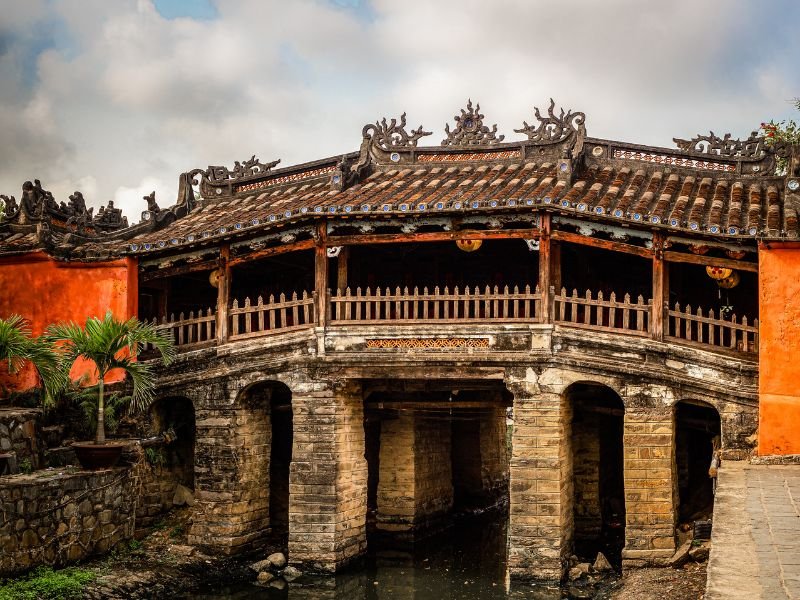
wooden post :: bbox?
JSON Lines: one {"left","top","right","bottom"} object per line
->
{"left": 539, "top": 214, "right": 552, "bottom": 323}
{"left": 315, "top": 222, "right": 329, "bottom": 328}
{"left": 651, "top": 233, "right": 668, "bottom": 340}
{"left": 216, "top": 244, "right": 231, "bottom": 343}
{"left": 337, "top": 245, "right": 349, "bottom": 293}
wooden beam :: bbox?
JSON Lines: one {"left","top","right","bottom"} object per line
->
{"left": 336, "top": 245, "right": 349, "bottom": 292}
{"left": 315, "top": 222, "right": 328, "bottom": 329}
{"left": 140, "top": 259, "right": 219, "bottom": 283}
{"left": 216, "top": 245, "right": 230, "bottom": 343}
{"left": 664, "top": 251, "right": 758, "bottom": 273}
{"left": 539, "top": 214, "right": 552, "bottom": 323}
{"left": 326, "top": 228, "right": 540, "bottom": 247}
{"left": 228, "top": 238, "right": 315, "bottom": 266}
{"left": 651, "top": 232, "right": 667, "bottom": 341}
{"left": 551, "top": 230, "right": 653, "bottom": 259}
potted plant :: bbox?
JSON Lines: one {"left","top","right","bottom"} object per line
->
{"left": 47, "top": 311, "right": 175, "bottom": 469}
{"left": 0, "top": 315, "right": 63, "bottom": 406}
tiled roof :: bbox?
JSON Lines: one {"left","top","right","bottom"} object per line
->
{"left": 120, "top": 155, "right": 790, "bottom": 255}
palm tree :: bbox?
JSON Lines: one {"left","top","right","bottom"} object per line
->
{"left": 0, "top": 315, "right": 63, "bottom": 405}
{"left": 47, "top": 311, "right": 175, "bottom": 444}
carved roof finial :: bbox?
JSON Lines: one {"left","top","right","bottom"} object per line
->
{"left": 673, "top": 131, "right": 766, "bottom": 158}
{"left": 515, "top": 98, "right": 586, "bottom": 145}
{"left": 442, "top": 99, "right": 504, "bottom": 146}
{"left": 362, "top": 113, "right": 431, "bottom": 150}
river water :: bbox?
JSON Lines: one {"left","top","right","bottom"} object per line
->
{"left": 192, "top": 511, "right": 611, "bottom": 600}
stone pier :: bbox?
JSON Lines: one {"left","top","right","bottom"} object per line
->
{"left": 288, "top": 379, "right": 368, "bottom": 571}
{"left": 376, "top": 410, "right": 454, "bottom": 533}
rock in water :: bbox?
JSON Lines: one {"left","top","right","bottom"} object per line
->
{"left": 173, "top": 484, "right": 195, "bottom": 507}
{"left": 593, "top": 552, "right": 613, "bottom": 572}
{"left": 282, "top": 566, "right": 302, "bottom": 582}
{"left": 257, "top": 571, "right": 274, "bottom": 583}
{"left": 268, "top": 552, "right": 287, "bottom": 569}
{"left": 249, "top": 559, "right": 272, "bottom": 573}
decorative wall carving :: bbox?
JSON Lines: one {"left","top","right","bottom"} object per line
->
{"left": 362, "top": 113, "right": 431, "bottom": 150}
{"left": 442, "top": 100, "right": 504, "bottom": 146}
{"left": 365, "top": 337, "right": 491, "bottom": 349}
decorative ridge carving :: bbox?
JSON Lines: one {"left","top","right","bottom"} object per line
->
{"left": 442, "top": 100, "right": 504, "bottom": 146}
{"left": 203, "top": 155, "right": 281, "bottom": 185}
{"left": 515, "top": 98, "right": 586, "bottom": 145}
{"left": 362, "top": 113, "right": 431, "bottom": 150}
{"left": 673, "top": 131, "right": 767, "bottom": 159}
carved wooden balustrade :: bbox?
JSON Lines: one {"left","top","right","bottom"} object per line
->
{"left": 143, "top": 308, "right": 216, "bottom": 352}
{"left": 229, "top": 291, "right": 316, "bottom": 340}
{"left": 329, "top": 285, "right": 542, "bottom": 324}
{"left": 666, "top": 303, "right": 759, "bottom": 354}
{"left": 143, "top": 284, "right": 758, "bottom": 358}
{"left": 553, "top": 288, "right": 651, "bottom": 336}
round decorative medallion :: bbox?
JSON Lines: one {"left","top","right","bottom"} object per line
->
{"left": 789, "top": 179, "right": 799, "bottom": 191}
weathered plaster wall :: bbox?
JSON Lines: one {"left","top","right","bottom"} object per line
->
{"left": 0, "top": 467, "right": 136, "bottom": 575}
{"left": 0, "top": 252, "right": 137, "bottom": 391}
{"left": 758, "top": 245, "right": 800, "bottom": 455}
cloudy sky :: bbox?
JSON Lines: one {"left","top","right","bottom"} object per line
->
{"left": 1, "top": 0, "right": 799, "bottom": 222}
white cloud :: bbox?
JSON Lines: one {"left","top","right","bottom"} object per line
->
{"left": 0, "top": 0, "right": 798, "bottom": 221}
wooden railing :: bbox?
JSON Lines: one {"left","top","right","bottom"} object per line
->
{"left": 666, "top": 303, "right": 758, "bottom": 354}
{"left": 143, "top": 308, "right": 216, "bottom": 351}
{"left": 329, "top": 285, "right": 542, "bottom": 324}
{"left": 141, "top": 284, "right": 758, "bottom": 358}
{"left": 554, "top": 288, "right": 651, "bottom": 336}
{"left": 229, "top": 291, "right": 315, "bottom": 340}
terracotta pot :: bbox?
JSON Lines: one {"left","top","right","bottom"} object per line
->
{"left": 71, "top": 442, "right": 126, "bottom": 470}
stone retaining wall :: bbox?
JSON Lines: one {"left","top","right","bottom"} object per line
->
{"left": 0, "top": 467, "right": 136, "bottom": 575}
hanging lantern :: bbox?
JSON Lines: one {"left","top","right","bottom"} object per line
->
{"left": 717, "top": 271, "right": 740, "bottom": 289}
{"left": 690, "top": 245, "right": 710, "bottom": 255}
{"left": 726, "top": 249, "right": 747, "bottom": 260}
{"left": 209, "top": 269, "right": 223, "bottom": 288}
{"left": 705, "top": 265, "right": 732, "bottom": 280}
{"left": 456, "top": 239, "right": 482, "bottom": 252}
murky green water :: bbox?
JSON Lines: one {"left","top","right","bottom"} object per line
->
{"left": 190, "top": 512, "right": 596, "bottom": 600}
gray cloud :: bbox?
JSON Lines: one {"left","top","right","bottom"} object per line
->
{"left": 0, "top": 0, "right": 798, "bottom": 222}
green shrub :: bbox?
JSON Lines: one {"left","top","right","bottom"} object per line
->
{"left": 0, "top": 566, "right": 96, "bottom": 600}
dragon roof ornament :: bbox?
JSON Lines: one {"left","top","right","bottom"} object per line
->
{"left": 203, "top": 155, "right": 281, "bottom": 185}
{"left": 362, "top": 113, "right": 432, "bottom": 151}
{"left": 442, "top": 100, "right": 504, "bottom": 146}
{"left": 673, "top": 131, "right": 767, "bottom": 159}
{"left": 515, "top": 98, "right": 586, "bottom": 145}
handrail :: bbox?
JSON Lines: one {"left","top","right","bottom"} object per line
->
{"left": 666, "top": 303, "right": 758, "bottom": 354}
{"left": 554, "top": 288, "right": 650, "bottom": 336}
{"left": 329, "top": 284, "right": 542, "bottom": 324}
{"left": 229, "top": 291, "right": 316, "bottom": 340}
{"left": 143, "top": 284, "right": 758, "bottom": 357}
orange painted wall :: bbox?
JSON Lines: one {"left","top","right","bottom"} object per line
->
{"left": 759, "top": 245, "right": 800, "bottom": 455}
{"left": 0, "top": 252, "right": 137, "bottom": 393}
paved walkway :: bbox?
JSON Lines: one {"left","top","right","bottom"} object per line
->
{"left": 706, "top": 462, "right": 800, "bottom": 599}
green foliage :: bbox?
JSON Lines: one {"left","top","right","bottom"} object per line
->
{"left": 68, "top": 382, "right": 130, "bottom": 436}
{"left": 0, "top": 566, "right": 96, "bottom": 600}
{"left": 169, "top": 524, "right": 185, "bottom": 539}
{"left": 0, "top": 315, "right": 64, "bottom": 406}
{"left": 18, "top": 458, "right": 33, "bottom": 474}
{"left": 761, "top": 98, "right": 800, "bottom": 175}
{"left": 145, "top": 446, "right": 166, "bottom": 468}
{"left": 46, "top": 311, "right": 176, "bottom": 442}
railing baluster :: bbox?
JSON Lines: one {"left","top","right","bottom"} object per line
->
{"left": 444, "top": 286, "right": 450, "bottom": 320}
{"left": 637, "top": 295, "right": 645, "bottom": 332}
{"left": 622, "top": 295, "right": 630, "bottom": 330}
{"left": 609, "top": 292, "right": 617, "bottom": 329}
{"left": 685, "top": 304, "right": 692, "bottom": 341}
{"left": 730, "top": 314, "right": 738, "bottom": 349}
{"left": 696, "top": 306, "right": 704, "bottom": 343}
{"left": 269, "top": 294, "right": 276, "bottom": 329}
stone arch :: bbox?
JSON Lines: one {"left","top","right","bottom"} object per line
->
{"left": 563, "top": 380, "right": 626, "bottom": 566}
{"left": 236, "top": 380, "right": 294, "bottom": 540}
{"left": 674, "top": 399, "right": 721, "bottom": 524}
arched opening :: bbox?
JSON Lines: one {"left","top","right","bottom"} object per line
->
{"left": 566, "top": 382, "right": 625, "bottom": 566}
{"left": 675, "top": 400, "right": 721, "bottom": 524}
{"left": 238, "top": 381, "right": 293, "bottom": 541}
{"left": 137, "top": 396, "right": 196, "bottom": 533}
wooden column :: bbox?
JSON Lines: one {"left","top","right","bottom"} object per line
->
{"left": 539, "top": 213, "right": 552, "bottom": 323}
{"left": 315, "top": 222, "right": 329, "bottom": 328}
{"left": 216, "top": 244, "right": 231, "bottom": 343}
{"left": 336, "top": 245, "right": 349, "bottom": 293}
{"left": 651, "top": 233, "right": 668, "bottom": 340}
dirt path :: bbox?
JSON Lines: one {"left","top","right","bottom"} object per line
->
{"left": 607, "top": 563, "right": 707, "bottom": 600}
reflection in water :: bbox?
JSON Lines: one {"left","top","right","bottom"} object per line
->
{"left": 192, "top": 511, "right": 562, "bottom": 600}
